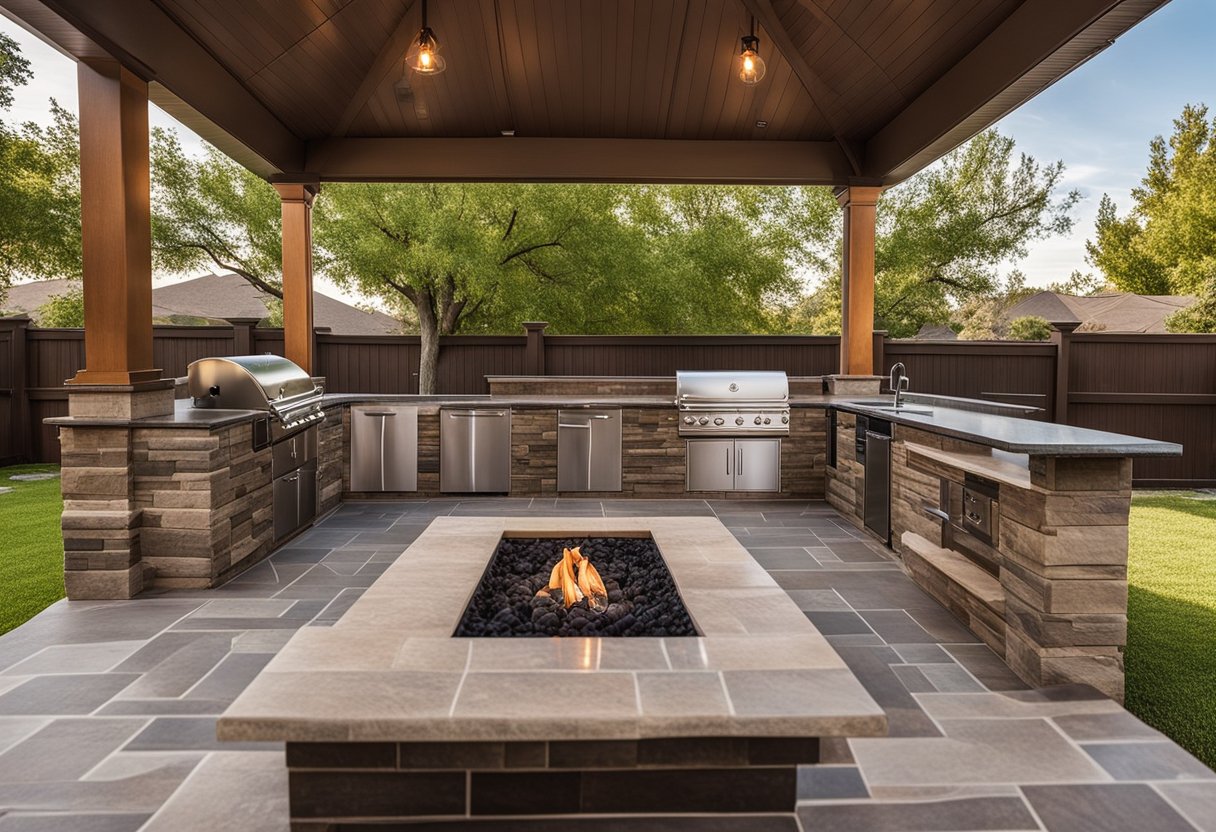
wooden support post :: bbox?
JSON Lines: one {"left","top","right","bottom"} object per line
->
{"left": 871, "top": 330, "right": 887, "bottom": 378}
{"left": 68, "top": 60, "right": 160, "bottom": 386}
{"left": 1050, "top": 321, "right": 1079, "bottom": 424}
{"left": 838, "top": 186, "right": 882, "bottom": 377}
{"left": 274, "top": 182, "right": 319, "bottom": 373}
{"left": 524, "top": 322, "right": 548, "bottom": 376}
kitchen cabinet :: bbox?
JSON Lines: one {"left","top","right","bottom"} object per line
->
{"left": 687, "top": 438, "right": 780, "bottom": 492}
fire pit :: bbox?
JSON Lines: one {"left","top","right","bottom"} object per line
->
{"left": 219, "top": 516, "right": 887, "bottom": 825}
{"left": 455, "top": 535, "right": 698, "bottom": 638}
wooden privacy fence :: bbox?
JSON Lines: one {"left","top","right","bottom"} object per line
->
{"left": 0, "top": 317, "right": 1211, "bottom": 486}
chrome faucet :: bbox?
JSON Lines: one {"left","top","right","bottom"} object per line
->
{"left": 889, "top": 362, "right": 910, "bottom": 409}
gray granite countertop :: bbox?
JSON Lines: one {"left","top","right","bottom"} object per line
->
{"left": 46, "top": 389, "right": 1181, "bottom": 458}
{"left": 834, "top": 399, "right": 1182, "bottom": 457}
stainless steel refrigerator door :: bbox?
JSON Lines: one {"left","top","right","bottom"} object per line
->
{"left": 557, "top": 410, "right": 622, "bottom": 492}
{"left": 686, "top": 439, "right": 735, "bottom": 491}
{"left": 733, "top": 438, "right": 781, "bottom": 491}
{"left": 272, "top": 471, "right": 300, "bottom": 541}
{"left": 440, "top": 409, "right": 512, "bottom": 493}
{"left": 350, "top": 406, "right": 418, "bottom": 492}
{"left": 863, "top": 431, "right": 891, "bottom": 542}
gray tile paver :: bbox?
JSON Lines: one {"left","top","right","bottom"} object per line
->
{"left": 0, "top": 497, "right": 1207, "bottom": 830}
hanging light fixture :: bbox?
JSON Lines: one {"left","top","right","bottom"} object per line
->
{"left": 737, "top": 18, "right": 766, "bottom": 86}
{"left": 405, "top": 0, "right": 446, "bottom": 75}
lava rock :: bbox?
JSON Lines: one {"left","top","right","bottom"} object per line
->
{"left": 453, "top": 537, "right": 697, "bottom": 639}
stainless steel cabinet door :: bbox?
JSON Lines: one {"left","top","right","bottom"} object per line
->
{"left": 272, "top": 472, "right": 300, "bottom": 541}
{"left": 440, "top": 409, "right": 511, "bottom": 493}
{"left": 351, "top": 406, "right": 418, "bottom": 492}
{"left": 863, "top": 432, "right": 891, "bottom": 542}
{"left": 686, "top": 439, "right": 735, "bottom": 491}
{"left": 734, "top": 438, "right": 782, "bottom": 492}
{"left": 558, "top": 410, "right": 622, "bottom": 492}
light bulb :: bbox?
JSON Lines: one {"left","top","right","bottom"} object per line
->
{"left": 737, "top": 35, "right": 766, "bottom": 86}
{"left": 406, "top": 26, "right": 447, "bottom": 75}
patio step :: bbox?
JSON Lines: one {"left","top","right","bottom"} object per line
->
{"left": 900, "top": 532, "right": 1006, "bottom": 653}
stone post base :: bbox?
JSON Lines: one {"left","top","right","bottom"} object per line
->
{"left": 67, "top": 380, "right": 175, "bottom": 420}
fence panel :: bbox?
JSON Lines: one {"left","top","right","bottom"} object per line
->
{"left": 317, "top": 335, "right": 422, "bottom": 394}
{"left": 883, "top": 340, "right": 1057, "bottom": 419}
{"left": 1069, "top": 334, "right": 1216, "bottom": 486}
{"left": 544, "top": 336, "right": 840, "bottom": 377}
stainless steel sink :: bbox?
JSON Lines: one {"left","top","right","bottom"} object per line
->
{"left": 872, "top": 405, "right": 934, "bottom": 415}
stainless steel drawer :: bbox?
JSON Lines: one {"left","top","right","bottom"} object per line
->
{"left": 557, "top": 409, "right": 622, "bottom": 492}
{"left": 440, "top": 408, "right": 511, "bottom": 493}
{"left": 350, "top": 406, "right": 418, "bottom": 492}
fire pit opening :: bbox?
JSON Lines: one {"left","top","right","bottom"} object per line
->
{"left": 454, "top": 535, "right": 698, "bottom": 638}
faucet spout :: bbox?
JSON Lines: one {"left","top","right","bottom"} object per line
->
{"left": 889, "top": 362, "right": 910, "bottom": 409}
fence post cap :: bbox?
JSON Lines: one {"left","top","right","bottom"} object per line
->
{"left": 522, "top": 322, "right": 549, "bottom": 333}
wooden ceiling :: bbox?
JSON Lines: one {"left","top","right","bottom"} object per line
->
{"left": 0, "top": 0, "right": 1171, "bottom": 184}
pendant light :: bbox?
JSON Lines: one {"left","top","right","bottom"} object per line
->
{"left": 737, "top": 18, "right": 766, "bottom": 86}
{"left": 406, "top": 0, "right": 446, "bottom": 75}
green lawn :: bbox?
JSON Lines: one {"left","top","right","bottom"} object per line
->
{"left": 0, "top": 464, "right": 66, "bottom": 635}
{"left": 1125, "top": 491, "right": 1216, "bottom": 770}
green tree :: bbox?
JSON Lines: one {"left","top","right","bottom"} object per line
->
{"left": 873, "top": 130, "right": 1078, "bottom": 336}
{"left": 150, "top": 128, "right": 286, "bottom": 299}
{"left": 1087, "top": 104, "right": 1216, "bottom": 330}
{"left": 36, "top": 282, "right": 85, "bottom": 326}
{"left": 791, "top": 130, "right": 1078, "bottom": 337}
{"left": 0, "top": 35, "right": 83, "bottom": 305}
{"left": 316, "top": 183, "right": 826, "bottom": 393}
{"left": 1006, "top": 315, "right": 1052, "bottom": 341}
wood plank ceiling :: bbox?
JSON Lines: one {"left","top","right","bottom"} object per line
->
{"left": 148, "top": 0, "right": 1022, "bottom": 144}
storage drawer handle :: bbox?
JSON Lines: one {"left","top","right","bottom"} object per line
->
{"left": 923, "top": 506, "right": 950, "bottom": 523}
{"left": 363, "top": 411, "right": 398, "bottom": 417}
{"left": 446, "top": 410, "right": 507, "bottom": 417}
{"left": 558, "top": 423, "right": 593, "bottom": 429}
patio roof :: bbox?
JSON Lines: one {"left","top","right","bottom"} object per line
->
{"left": 0, "top": 0, "right": 1168, "bottom": 185}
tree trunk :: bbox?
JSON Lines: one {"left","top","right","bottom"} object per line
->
{"left": 416, "top": 297, "right": 440, "bottom": 395}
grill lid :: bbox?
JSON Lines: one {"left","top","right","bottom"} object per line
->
{"left": 187, "top": 355, "right": 324, "bottom": 428}
{"left": 676, "top": 371, "right": 789, "bottom": 408}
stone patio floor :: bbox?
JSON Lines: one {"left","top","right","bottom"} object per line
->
{"left": 0, "top": 498, "right": 1213, "bottom": 831}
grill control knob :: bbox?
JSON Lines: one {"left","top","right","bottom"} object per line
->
{"left": 698, "top": 416, "right": 710, "bottom": 426}
{"left": 684, "top": 416, "right": 695, "bottom": 425}
{"left": 754, "top": 416, "right": 763, "bottom": 425}
{"left": 763, "top": 417, "right": 772, "bottom": 425}
{"left": 714, "top": 417, "right": 725, "bottom": 426}
{"left": 781, "top": 414, "right": 790, "bottom": 424}
{"left": 735, "top": 416, "right": 745, "bottom": 426}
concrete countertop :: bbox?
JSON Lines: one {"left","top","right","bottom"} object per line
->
{"left": 47, "top": 388, "right": 1181, "bottom": 458}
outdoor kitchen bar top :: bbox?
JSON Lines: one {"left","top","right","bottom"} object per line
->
{"left": 47, "top": 377, "right": 1183, "bottom": 457}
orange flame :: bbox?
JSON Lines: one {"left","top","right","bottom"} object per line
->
{"left": 539, "top": 546, "right": 608, "bottom": 612}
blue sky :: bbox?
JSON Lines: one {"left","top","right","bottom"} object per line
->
{"left": 0, "top": 0, "right": 1212, "bottom": 292}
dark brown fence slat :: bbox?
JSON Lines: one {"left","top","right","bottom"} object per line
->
{"left": 4, "top": 326, "right": 1213, "bottom": 485}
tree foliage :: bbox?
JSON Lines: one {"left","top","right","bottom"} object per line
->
{"left": 1006, "top": 315, "right": 1053, "bottom": 341}
{"left": 150, "top": 128, "right": 286, "bottom": 298}
{"left": 0, "top": 32, "right": 82, "bottom": 304}
{"left": 790, "top": 130, "right": 1078, "bottom": 337}
{"left": 1087, "top": 104, "right": 1216, "bottom": 330}
{"left": 36, "top": 282, "right": 85, "bottom": 327}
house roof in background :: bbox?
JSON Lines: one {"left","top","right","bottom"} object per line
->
{"left": 1005, "top": 291, "right": 1196, "bottom": 333}
{"left": 2, "top": 273, "right": 403, "bottom": 335}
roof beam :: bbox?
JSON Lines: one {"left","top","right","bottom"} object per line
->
{"left": 0, "top": 0, "right": 303, "bottom": 174}
{"left": 334, "top": 0, "right": 418, "bottom": 136}
{"left": 306, "top": 137, "right": 854, "bottom": 185}
{"left": 738, "top": 0, "right": 841, "bottom": 136}
{"left": 863, "top": 0, "right": 1163, "bottom": 184}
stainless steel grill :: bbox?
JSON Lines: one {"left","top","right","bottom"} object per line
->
{"left": 187, "top": 355, "right": 325, "bottom": 431}
{"left": 675, "top": 370, "right": 790, "bottom": 436}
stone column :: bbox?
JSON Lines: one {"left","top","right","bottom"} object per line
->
{"left": 1002, "top": 456, "right": 1133, "bottom": 701}
{"left": 274, "top": 182, "right": 319, "bottom": 373}
{"left": 60, "top": 427, "right": 145, "bottom": 599}
{"left": 837, "top": 186, "right": 882, "bottom": 377}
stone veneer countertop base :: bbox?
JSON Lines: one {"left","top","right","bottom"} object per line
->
{"left": 217, "top": 516, "right": 887, "bottom": 743}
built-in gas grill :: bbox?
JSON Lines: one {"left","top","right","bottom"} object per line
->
{"left": 187, "top": 355, "right": 325, "bottom": 542}
{"left": 187, "top": 355, "right": 325, "bottom": 432}
{"left": 676, "top": 370, "right": 790, "bottom": 436}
